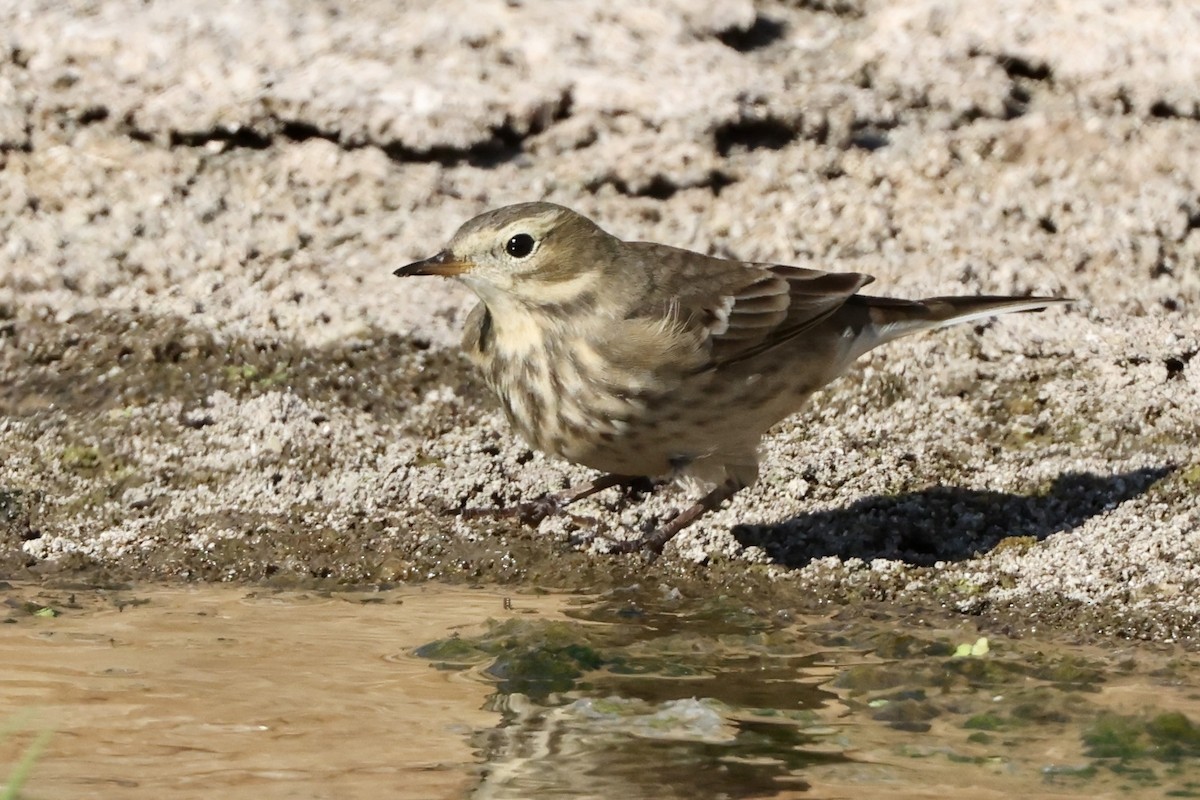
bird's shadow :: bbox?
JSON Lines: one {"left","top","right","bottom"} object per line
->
{"left": 732, "top": 466, "right": 1173, "bottom": 567}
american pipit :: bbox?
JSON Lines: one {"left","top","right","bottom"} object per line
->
{"left": 395, "top": 202, "right": 1067, "bottom": 553}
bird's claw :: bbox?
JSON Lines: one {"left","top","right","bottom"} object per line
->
{"left": 513, "top": 497, "right": 565, "bottom": 526}
{"left": 604, "top": 532, "right": 666, "bottom": 559}
{"left": 462, "top": 496, "right": 565, "bottom": 527}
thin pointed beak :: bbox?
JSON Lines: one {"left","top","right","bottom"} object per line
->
{"left": 393, "top": 251, "right": 472, "bottom": 277}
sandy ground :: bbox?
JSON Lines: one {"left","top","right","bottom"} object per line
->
{"left": 1, "top": 0, "right": 1197, "bottom": 640}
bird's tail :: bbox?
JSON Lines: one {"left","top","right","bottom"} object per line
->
{"left": 851, "top": 294, "right": 1071, "bottom": 353}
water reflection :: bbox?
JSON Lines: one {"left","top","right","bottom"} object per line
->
{"left": 427, "top": 590, "right": 1200, "bottom": 799}
{"left": 1, "top": 583, "right": 1198, "bottom": 800}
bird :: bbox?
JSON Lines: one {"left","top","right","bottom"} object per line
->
{"left": 394, "top": 202, "right": 1068, "bottom": 554}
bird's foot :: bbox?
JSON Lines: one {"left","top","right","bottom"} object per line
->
{"left": 604, "top": 526, "right": 672, "bottom": 558}
{"left": 513, "top": 497, "right": 566, "bottom": 526}
{"left": 462, "top": 496, "right": 563, "bottom": 527}
{"left": 462, "top": 474, "right": 640, "bottom": 529}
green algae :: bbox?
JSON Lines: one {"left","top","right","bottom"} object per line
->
{"left": 1085, "top": 711, "right": 1200, "bottom": 763}
{"left": 408, "top": 589, "right": 1200, "bottom": 795}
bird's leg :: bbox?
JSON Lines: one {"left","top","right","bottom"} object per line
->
{"left": 613, "top": 478, "right": 745, "bottom": 555}
{"left": 465, "top": 473, "right": 638, "bottom": 527}
{"left": 559, "top": 473, "right": 640, "bottom": 505}
{"left": 514, "top": 472, "right": 637, "bottom": 526}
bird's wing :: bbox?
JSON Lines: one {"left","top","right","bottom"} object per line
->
{"left": 624, "top": 242, "right": 874, "bottom": 368}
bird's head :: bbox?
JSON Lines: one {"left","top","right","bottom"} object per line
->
{"left": 395, "top": 202, "right": 617, "bottom": 308}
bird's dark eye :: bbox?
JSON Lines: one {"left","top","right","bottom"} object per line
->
{"left": 505, "top": 233, "right": 536, "bottom": 258}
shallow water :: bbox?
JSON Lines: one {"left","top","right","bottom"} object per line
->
{"left": 2, "top": 583, "right": 1198, "bottom": 799}
{"left": 0, "top": 584, "right": 543, "bottom": 799}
